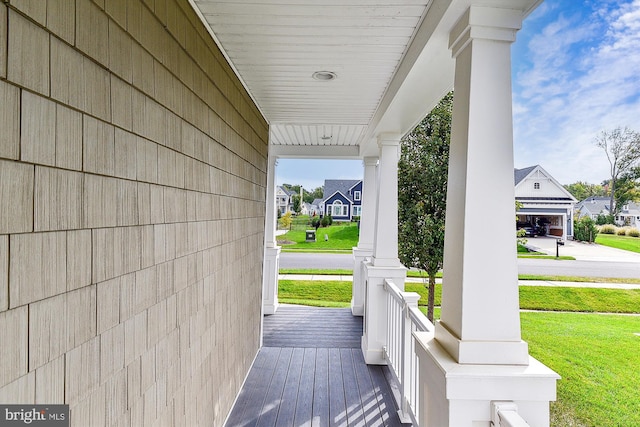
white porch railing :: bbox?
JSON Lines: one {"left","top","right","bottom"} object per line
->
{"left": 383, "top": 278, "right": 434, "bottom": 425}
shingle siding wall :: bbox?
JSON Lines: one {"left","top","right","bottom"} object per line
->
{"left": 0, "top": 1, "right": 268, "bottom": 425}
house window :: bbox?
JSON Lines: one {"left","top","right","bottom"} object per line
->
{"left": 533, "top": 182, "right": 540, "bottom": 190}
{"left": 353, "top": 206, "right": 362, "bottom": 216}
{"left": 354, "top": 191, "right": 361, "bottom": 201}
{"left": 330, "top": 201, "right": 348, "bottom": 217}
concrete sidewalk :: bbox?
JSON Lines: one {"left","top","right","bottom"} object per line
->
{"left": 279, "top": 274, "right": 640, "bottom": 290}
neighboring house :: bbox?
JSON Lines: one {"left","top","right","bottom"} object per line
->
{"left": 311, "top": 198, "right": 324, "bottom": 216}
{"left": 617, "top": 203, "right": 640, "bottom": 226}
{"left": 575, "top": 196, "right": 611, "bottom": 220}
{"left": 515, "top": 165, "right": 577, "bottom": 239}
{"left": 321, "top": 179, "right": 363, "bottom": 221}
{"left": 300, "top": 202, "right": 313, "bottom": 216}
{"left": 576, "top": 197, "right": 640, "bottom": 226}
{"left": 276, "top": 185, "right": 296, "bottom": 215}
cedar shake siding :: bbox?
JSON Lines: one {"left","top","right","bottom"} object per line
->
{"left": 0, "top": 1, "right": 268, "bottom": 426}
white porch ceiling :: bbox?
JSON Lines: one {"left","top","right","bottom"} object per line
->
{"left": 189, "top": 0, "right": 542, "bottom": 158}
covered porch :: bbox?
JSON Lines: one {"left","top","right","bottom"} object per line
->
{"left": 225, "top": 306, "right": 405, "bottom": 427}
{"left": 187, "top": 0, "right": 560, "bottom": 426}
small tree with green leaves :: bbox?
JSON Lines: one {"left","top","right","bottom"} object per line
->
{"left": 292, "top": 195, "right": 302, "bottom": 215}
{"left": 398, "top": 92, "right": 452, "bottom": 322}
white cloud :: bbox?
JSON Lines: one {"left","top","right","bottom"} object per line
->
{"left": 513, "top": 0, "right": 640, "bottom": 184}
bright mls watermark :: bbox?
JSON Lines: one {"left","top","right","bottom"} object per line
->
{"left": 0, "top": 406, "right": 68, "bottom": 426}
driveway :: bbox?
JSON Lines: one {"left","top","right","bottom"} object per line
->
{"left": 524, "top": 236, "right": 640, "bottom": 263}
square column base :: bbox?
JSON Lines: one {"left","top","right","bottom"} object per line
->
{"left": 262, "top": 246, "right": 281, "bottom": 315}
{"left": 361, "top": 261, "right": 407, "bottom": 365}
{"left": 351, "top": 247, "right": 373, "bottom": 316}
{"left": 414, "top": 331, "right": 559, "bottom": 427}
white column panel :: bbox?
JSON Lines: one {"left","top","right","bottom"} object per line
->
{"left": 352, "top": 156, "right": 378, "bottom": 316}
{"left": 371, "top": 134, "right": 402, "bottom": 267}
{"left": 435, "top": 6, "right": 529, "bottom": 365}
{"left": 262, "top": 151, "right": 280, "bottom": 315}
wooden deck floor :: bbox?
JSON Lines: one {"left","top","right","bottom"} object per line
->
{"left": 224, "top": 306, "right": 407, "bottom": 427}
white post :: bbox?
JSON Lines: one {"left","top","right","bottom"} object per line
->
{"left": 362, "top": 134, "right": 406, "bottom": 364}
{"left": 414, "top": 6, "right": 558, "bottom": 427}
{"left": 352, "top": 156, "right": 378, "bottom": 316}
{"left": 263, "top": 151, "right": 280, "bottom": 315}
{"left": 436, "top": 5, "right": 528, "bottom": 365}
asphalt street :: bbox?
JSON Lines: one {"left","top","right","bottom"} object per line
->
{"left": 279, "top": 252, "right": 640, "bottom": 280}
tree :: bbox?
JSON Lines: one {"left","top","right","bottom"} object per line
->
{"left": 613, "top": 167, "right": 640, "bottom": 214}
{"left": 398, "top": 92, "right": 452, "bottom": 323}
{"left": 595, "top": 127, "right": 640, "bottom": 214}
{"left": 292, "top": 195, "right": 302, "bottom": 215}
{"left": 564, "top": 181, "right": 606, "bottom": 201}
{"left": 304, "top": 186, "right": 324, "bottom": 204}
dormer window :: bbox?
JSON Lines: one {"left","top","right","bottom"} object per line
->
{"left": 533, "top": 182, "right": 540, "bottom": 190}
{"left": 354, "top": 191, "right": 361, "bottom": 201}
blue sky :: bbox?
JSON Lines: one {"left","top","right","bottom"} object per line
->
{"left": 277, "top": 0, "right": 640, "bottom": 190}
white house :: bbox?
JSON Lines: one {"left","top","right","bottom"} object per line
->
{"left": 0, "top": 1, "right": 558, "bottom": 426}
{"left": 276, "top": 185, "right": 295, "bottom": 215}
{"left": 515, "top": 165, "right": 577, "bottom": 240}
{"left": 576, "top": 197, "right": 640, "bottom": 227}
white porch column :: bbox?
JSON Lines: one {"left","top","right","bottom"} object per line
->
{"left": 262, "top": 152, "right": 280, "bottom": 315}
{"left": 415, "top": 6, "right": 558, "bottom": 427}
{"left": 438, "top": 5, "right": 527, "bottom": 365}
{"left": 362, "top": 134, "right": 406, "bottom": 364}
{"left": 352, "top": 156, "right": 378, "bottom": 316}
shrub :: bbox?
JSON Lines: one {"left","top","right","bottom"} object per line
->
{"left": 574, "top": 216, "right": 598, "bottom": 242}
{"left": 596, "top": 214, "right": 615, "bottom": 225}
{"left": 617, "top": 227, "right": 628, "bottom": 236}
{"left": 310, "top": 217, "right": 320, "bottom": 228}
{"left": 599, "top": 224, "right": 617, "bottom": 235}
{"left": 320, "top": 215, "right": 331, "bottom": 227}
{"left": 627, "top": 228, "right": 640, "bottom": 237}
{"left": 516, "top": 228, "right": 528, "bottom": 247}
{"left": 279, "top": 211, "right": 293, "bottom": 229}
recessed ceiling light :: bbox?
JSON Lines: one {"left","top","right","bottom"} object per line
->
{"left": 312, "top": 71, "right": 337, "bottom": 81}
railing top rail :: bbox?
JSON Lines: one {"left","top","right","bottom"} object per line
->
{"left": 383, "top": 278, "right": 404, "bottom": 302}
{"left": 408, "top": 305, "right": 433, "bottom": 332}
{"left": 383, "top": 279, "right": 434, "bottom": 332}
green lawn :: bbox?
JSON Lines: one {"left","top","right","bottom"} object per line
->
{"left": 279, "top": 280, "right": 640, "bottom": 313}
{"left": 596, "top": 233, "right": 640, "bottom": 253}
{"left": 278, "top": 279, "right": 640, "bottom": 426}
{"left": 277, "top": 223, "right": 359, "bottom": 251}
{"left": 522, "top": 312, "right": 640, "bottom": 427}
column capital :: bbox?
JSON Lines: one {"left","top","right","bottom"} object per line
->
{"left": 449, "top": 6, "right": 523, "bottom": 57}
{"left": 376, "top": 133, "right": 403, "bottom": 148}
{"left": 362, "top": 156, "right": 378, "bottom": 167}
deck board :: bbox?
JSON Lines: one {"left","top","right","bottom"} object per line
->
{"left": 225, "top": 306, "right": 408, "bottom": 427}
